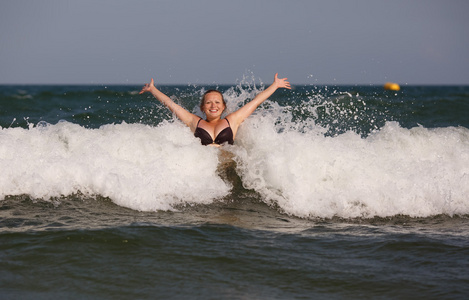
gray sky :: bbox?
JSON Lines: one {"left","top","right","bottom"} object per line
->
{"left": 1, "top": 0, "right": 468, "bottom": 85}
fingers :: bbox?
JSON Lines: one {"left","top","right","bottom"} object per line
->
{"left": 274, "top": 73, "right": 291, "bottom": 89}
{"left": 139, "top": 78, "right": 155, "bottom": 94}
{"left": 282, "top": 78, "right": 291, "bottom": 89}
{"left": 139, "top": 85, "right": 147, "bottom": 94}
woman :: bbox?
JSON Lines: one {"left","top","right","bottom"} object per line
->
{"left": 139, "top": 73, "right": 291, "bottom": 146}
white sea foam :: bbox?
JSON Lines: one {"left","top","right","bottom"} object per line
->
{"left": 1, "top": 97, "right": 469, "bottom": 218}
{"left": 233, "top": 114, "right": 469, "bottom": 219}
{"left": 0, "top": 121, "right": 230, "bottom": 211}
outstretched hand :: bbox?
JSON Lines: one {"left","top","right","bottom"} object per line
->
{"left": 139, "top": 78, "right": 155, "bottom": 94}
{"left": 274, "top": 73, "right": 291, "bottom": 89}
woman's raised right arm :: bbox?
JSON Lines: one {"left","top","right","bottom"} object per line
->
{"left": 139, "top": 78, "right": 199, "bottom": 131}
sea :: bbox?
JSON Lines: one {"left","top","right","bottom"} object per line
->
{"left": 1, "top": 80, "right": 468, "bottom": 299}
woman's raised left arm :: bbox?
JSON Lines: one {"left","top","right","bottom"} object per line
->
{"left": 227, "top": 73, "right": 291, "bottom": 132}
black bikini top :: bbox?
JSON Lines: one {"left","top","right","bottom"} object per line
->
{"left": 194, "top": 118, "right": 234, "bottom": 146}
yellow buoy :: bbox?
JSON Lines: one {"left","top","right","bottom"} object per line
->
{"left": 384, "top": 82, "right": 400, "bottom": 91}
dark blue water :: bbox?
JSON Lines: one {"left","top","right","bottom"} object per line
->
{"left": 1, "top": 84, "right": 468, "bottom": 131}
{"left": 1, "top": 84, "right": 469, "bottom": 299}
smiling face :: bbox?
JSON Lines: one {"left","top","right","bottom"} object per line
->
{"left": 201, "top": 91, "right": 226, "bottom": 120}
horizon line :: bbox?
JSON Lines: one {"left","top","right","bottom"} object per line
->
{"left": 1, "top": 82, "right": 468, "bottom": 87}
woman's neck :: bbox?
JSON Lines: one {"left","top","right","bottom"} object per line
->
{"left": 205, "top": 116, "right": 222, "bottom": 123}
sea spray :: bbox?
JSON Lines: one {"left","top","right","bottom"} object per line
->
{"left": 232, "top": 116, "right": 469, "bottom": 218}
{"left": 1, "top": 83, "right": 469, "bottom": 219}
{"left": 0, "top": 121, "right": 231, "bottom": 211}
